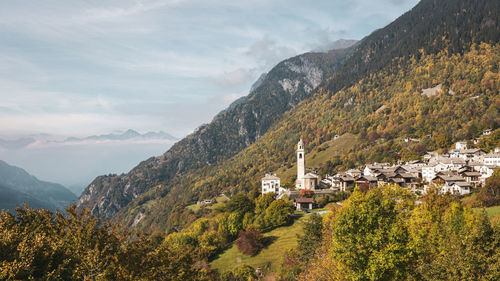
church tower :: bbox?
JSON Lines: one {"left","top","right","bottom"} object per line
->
{"left": 296, "top": 139, "right": 305, "bottom": 188}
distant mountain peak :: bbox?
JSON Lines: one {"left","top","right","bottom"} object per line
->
{"left": 123, "top": 129, "right": 140, "bottom": 136}
{"left": 64, "top": 130, "right": 178, "bottom": 143}
{"left": 0, "top": 130, "right": 178, "bottom": 150}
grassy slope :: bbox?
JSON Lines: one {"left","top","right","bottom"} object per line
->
{"left": 485, "top": 206, "right": 500, "bottom": 218}
{"left": 186, "top": 195, "right": 230, "bottom": 213}
{"left": 211, "top": 215, "right": 307, "bottom": 273}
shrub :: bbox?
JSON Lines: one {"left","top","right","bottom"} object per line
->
{"left": 477, "top": 169, "right": 500, "bottom": 207}
{"left": 235, "top": 228, "right": 264, "bottom": 256}
{"left": 299, "top": 189, "right": 314, "bottom": 198}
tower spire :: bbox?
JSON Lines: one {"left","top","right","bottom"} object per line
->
{"left": 296, "top": 139, "right": 305, "bottom": 188}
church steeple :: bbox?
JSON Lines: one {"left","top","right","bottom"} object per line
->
{"left": 296, "top": 139, "right": 305, "bottom": 188}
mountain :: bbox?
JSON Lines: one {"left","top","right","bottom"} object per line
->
{"left": 0, "top": 130, "right": 178, "bottom": 151}
{"left": 314, "top": 39, "right": 359, "bottom": 52}
{"left": 0, "top": 160, "right": 76, "bottom": 211}
{"left": 0, "top": 137, "right": 36, "bottom": 150}
{"left": 323, "top": 0, "right": 500, "bottom": 95}
{"left": 64, "top": 129, "right": 178, "bottom": 142}
{"left": 78, "top": 44, "right": 358, "bottom": 221}
{"left": 0, "top": 130, "right": 178, "bottom": 193}
{"left": 80, "top": 0, "right": 499, "bottom": 234}
{"left": 0, "top": 184, "right": 48, "bottom": 211}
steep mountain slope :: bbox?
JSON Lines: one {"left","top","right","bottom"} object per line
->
{"left": 120, "top": 42, "right": 499, "bottom": 233}
{"left": 0, "top": 160, "right": 76, "bottom": 211}
{"left": 110, "top": 0, "right": 499, "bottom": 233}
{"left": 323, "top": 0, "right": 500, "bottom": 94}
{"left": 78, "top": 45, "right": 356, "bottom": 220}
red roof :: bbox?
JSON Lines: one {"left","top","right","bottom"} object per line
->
{"left": 295, "top": 197, "right": 313, "bottom": 203}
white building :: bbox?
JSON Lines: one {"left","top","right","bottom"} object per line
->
{"left": 303, "top": 172, "right": 320, "bottom": 190}
{"left": 421, "top": 158, "right": 466, "bottom": 183}
{"left": 363, "top": 163, "right": 391, "bottom": 177}
{"left": 476, "top": 165, "right": 497, "bottom": 184}
{"left": 422, "top": 164, "right": 437, "bottom": 183}
{"left": 442, "top": 182, "right": 472, "bottom": 195}
{"left": 484, "top": 152, "right": 500, "bottom": 166}
{"left": 346, "top": 169, "right": 362, "bottom": 178}
{"left": 424, "top": 151, "right": 439, "bottom": 162}
{"left": 262, "top": 174, "right": 282, "bottom": 194}
{"left": 296, "top": 139, "right": 306, "bottom": 189}
{"left": 455, "top": 141, "right": 467, "bottom": 150}
{"left": 449, "top": 148, "right": 485, "bottom": 160}
{"left": 437, "top": 158, "right": 466, "bottom": 171}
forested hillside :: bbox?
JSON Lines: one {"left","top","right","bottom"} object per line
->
{"left": 78, "top": 47, "right": 355, "bottom": 220}
{"left": 323, "top": 0, "right": 499, "bottom": 94}
{"left": 76, "top": 0, "right": 500, "bottom": 234}
{"left": 118, "top": 41, "right": 499, "bottom": 233}
{"left": 104, "top": 0, "right": 499, "bottom": 234}
{"left": 2, "top": 0, "right": 500, "bottom": 280}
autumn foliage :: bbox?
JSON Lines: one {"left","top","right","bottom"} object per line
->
{"left": 281, "top": 185, "right": 500, "bottom": 281}
{"left": 477, "top": 169, "right": 500, "bottom": 207}
{"left": 235, "top": 228, "right": 265, "bottom": 256}
{"left": 299, "top": 189, "right": 314, "bottom": 198}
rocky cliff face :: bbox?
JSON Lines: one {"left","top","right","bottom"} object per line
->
{"left": 77, "top": 45, "right": 356, "bottom": 220}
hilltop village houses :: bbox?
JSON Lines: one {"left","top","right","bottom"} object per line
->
{"left": 262, "top": 136, "right": 499, "bottom": 211}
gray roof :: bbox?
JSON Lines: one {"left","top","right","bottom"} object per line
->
{"left": 435, "top": 175, "right": 465, "bottom": 182}
{"left": 389, "top": 178, "right": 405, "bottom": 183}
{"left": 295, "top": 197, "right": 314, "bottom": 203}
{"left": 461, "top": 171, "right": 481, "bottom": 177}
{"left": 262, "top": 174, "right": 280, "bottom": 180}
{"left": 335, "top": 174, "right": 355, "bottom": 181}
{"left": 485, "top": 153, "right": 500, "bottom": 158}
{"left": 453, "top": 182, "right": 472, "bottom": 187}
{"left": 358, "top": 176, "right": 378, "bottom": 182}
{"left": 347, "top": 169, "right": 361, "bottom": 173}
{"left": 459, "top": 148, "right": 484, "bottom": 154}
{"left": 437, "top": 158, "right": 466, "bottom": 164}
{"left": 381, "top": 172, "right": 397, "bottom": 178}
{"left": 399, "top": 173, "right": 416, "bottom": 179}
{"left": 303, "top": 173, "right": 319, "bottom": 179}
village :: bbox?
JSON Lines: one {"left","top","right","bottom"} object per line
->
{"left": 262, "top": 131, "right": 500, "bottom": 211}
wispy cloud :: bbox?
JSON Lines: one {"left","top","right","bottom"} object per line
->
{"left": 0, "top": 0, "right": 420, "bottom": 139}
{"left": 80, "top": 0, "right": 181, "bottom": 22}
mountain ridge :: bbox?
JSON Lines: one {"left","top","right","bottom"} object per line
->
{"left": 64, "top": 129, "right": 178, "bottom": 143}
{"left": 0, "top": 130, "right": 178, "bottom": 150}
{"left": 77, "top": 46, "right": 357, "bottom": 220}
{"left": 0, "top": 159, "right": 76, "bottom": 211}
{"left": 79, "top": 0, "right": 499, "bottom": 233}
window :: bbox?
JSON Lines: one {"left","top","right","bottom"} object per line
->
{"left": 299, "top": 153, "right": 302, "bottom": 159}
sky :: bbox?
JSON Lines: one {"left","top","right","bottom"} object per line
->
{"left": 0, "top": 0, "right": 420, "bottom": 139}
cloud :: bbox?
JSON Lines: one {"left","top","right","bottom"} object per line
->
{"left": 246, "top": 38, "right": 297, "bottom": 68}
{"left": 0, "top": 0, "right": 421, "bottom": 140}
{"left": 80, "top": 0, "right": 178, "bottom": 22}
{"left": 216, "top": 91, "right": 249, "bottom": 105}
{"left": 210, "top": 68, "right": 258, "bottom": 89}
{"left": 0, "top": 79, "right": 117, "bottom": 115}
